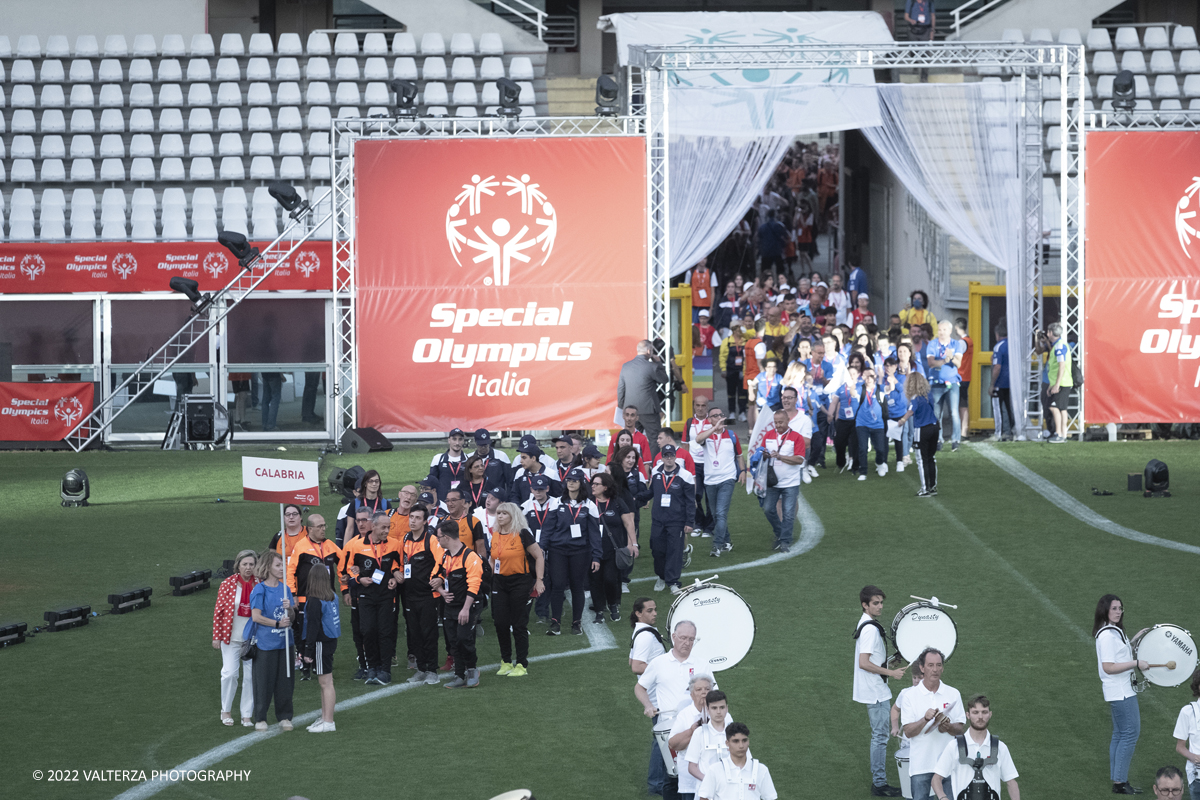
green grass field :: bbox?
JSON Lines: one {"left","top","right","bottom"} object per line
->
{"left": 2, "top": 440, "right": 1199, "bottom": 800}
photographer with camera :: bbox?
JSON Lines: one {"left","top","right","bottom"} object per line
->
{"left": 618, "top": 340, "right": 670, "bottom": 457}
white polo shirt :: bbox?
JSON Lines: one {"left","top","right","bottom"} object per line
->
{"left": 638, "top": 650, "right": 700, "bottom": 720}
{"left": 1173, "top": 700, "right": 1200, "bottom": 783}
{"left": 1095, "top": 626, "right": 1136, "bottom": 702}
{"left": 696, "top": 425, "right": 742, "bottom": 483}
{"left": 684, "top": 718, "right": 739, "bottom": 794}
{"left": 933, "top": 732, "right": 1018, "bottom": 797}
{"left": 761, "top": 426, "right": 806, "bottom": 488}
{"left": 852, "top": 612, "right": 892, "bottom": 705}
{"left": 697, "top": 756, "right": 777, "bottom": 800}
{"left": 899, "top": 680, "right": 966, "bottom": 774}
{"left": 630, "top": 623, "right": 666, "bottom": 666}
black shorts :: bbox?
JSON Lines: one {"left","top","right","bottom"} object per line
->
{"left": 1049, "top": 386, "right": 1073, "bottom": 410}
{"left": 310, "top": 640, "right": 337, "bottom": 675}
{"left": 959, "top": 381, "right": 970, "bottom": 408}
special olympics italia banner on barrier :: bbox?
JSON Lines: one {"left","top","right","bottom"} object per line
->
{"left": 0, "top": 382, "right": 94, "bottom": 441}
{"left": 354, "top": 137, "right": 647, "bottom": 431}
{"left": 0, "top": 241, "right": 332, "bottom": 294}
{"left": 1087, "top": 131, "right": 1200, "bottom": 422}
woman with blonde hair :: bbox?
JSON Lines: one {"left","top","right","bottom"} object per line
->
{"left": 249, "top": 548, "right": 296, "bottom": 731}
{"left": 211, "top": 549, "right": 258, "bottom": 726}
{"left": 490, "top": 501, "right": 545, "bottom": 678}
{"left": 898, "top": 372, "right": 940, "bottom": 497}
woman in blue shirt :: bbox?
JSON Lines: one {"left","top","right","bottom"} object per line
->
{"left": 828, "top": 365, "right": 862, "bottom": 473}
{"left": 898, "top": 372, "right": 940, "bottom": 497}
{"left": 854, "top": 369, "right": 888, "bottom": 481}
{"left": 882, "top": 356, "right": 910, "bottom": 471}
{"left": 249, "top": 549, "right": 296, "bottom": 731}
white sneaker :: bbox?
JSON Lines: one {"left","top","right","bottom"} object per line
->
{"left": 738, "top": 412, "right": 747, "bottom": 422}
{"left": 690, "top": 530, "right": 702, "bottom": 537}
{"left": 801, "top": 470, "right": 812, "bottom": 484}
{"left": 306, "top": 718, "right": 324, "bottom": 731}
{"left": 857, "top": 474, "right": 867, "bottom": 481}
{"left": 903, "top": 455, "right": 912, "bottom": 465}
{"left": 308, "top": 720, "right": 335, "bottom": 733}
{"left": 877, "top": 463, "right": 888, "bottom": 477}
{"left": 806, "top": 465, "right": 819, "bottom": 478}
{"left": 896, "top": 461, "right": 905, "bottom": 473}
{"left": 653, "top": 578, "right": 666, "bottom": 592}
{"left": 669, "top": 584, "right": 683, "bottom": 596}
{"left": 621, "top": 583, "right": 630, "bottom": 594}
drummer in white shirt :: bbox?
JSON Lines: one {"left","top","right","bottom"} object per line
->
{"left": 892, "top": 661, "right": 926, "bottom": 797}
{"left": 667, "top": 675, "right": 719, "bottom": 799}
{"left": 1094, "top": 593, "right": 1150, "bottom": 795}
{"left": 854, "top": 585, "right": 907, "bottom": 797}
{"left": 931, "top": 695, "right": 1020, "bottom": 800}
{"left": 630, "top": 597, "right": 667, "bottom": 675}
{"left": 636, "top": 621, "right": 702, "bottom": 798}
{"left": 684, "top": 690, "right": 736, "bottom": 797}
{"left": 697, "top": 722, "right": 778, "bottom": 800}
{"left": 899, "top": 648, "right": 966, "bottom": 800}
{"left": 1172, "top": 667, "right": 1200, "bottom": 800}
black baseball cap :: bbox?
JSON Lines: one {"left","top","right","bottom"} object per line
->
{"left": 448, "top": 427, "right": 466, "bottom": 438}
{"left": 566, "top": 468, "right": 587, "bottom": 483}
{"left": 518, "top": 434, "right": 539, "bottom": 449}
{"left": 418, "top": 491, "right": 436, "bottom": 504}
{"left": 660, "top": 444, "right": 677, "bottom": 457}
{"left": 552, "top": 434, "right": 574, "bottom": 446}
{"left": 517, "top": 442, "right": 542, "bottom": 457}
{"left": 530, "top": 474, "right": 551, "bottom": 489}
{"left": 582, "top": 443, "right": 603, "bottom": 460}
{"left": 474, "top": 428, "right": 491, "bottom": 445}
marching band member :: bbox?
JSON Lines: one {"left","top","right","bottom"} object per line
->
{"left": 1095, "top": 594, "right": 1150, "bottom": 795}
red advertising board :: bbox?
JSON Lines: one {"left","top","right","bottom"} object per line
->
{"left": 0, "top": 240, "right": 332, "bottom": 293}
{"left": 1086, "top": 132, "right": 1200, "bottom": 422}
{"left": 0, "top": 382, "right": 94, "bottom": 441}
{"left": 354, "top": 137, "right": 647, "bottom": 432}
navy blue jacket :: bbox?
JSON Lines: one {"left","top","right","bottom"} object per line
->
{"left": 554, "top": 498, "right": 603, "bottom": 560}
{"left": 648, "top": 464, "right": 696, "bottom": 527}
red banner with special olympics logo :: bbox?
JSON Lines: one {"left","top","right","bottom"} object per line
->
{"left": 0, "top": 382, "right": 94, "bottom": 441}
{"left": 0, "top": 241, "right": 332, "bottom": 293}
{"left": 1087, "top": 132, "right": 1200, "bottom": 422}
{"left": 354, "top": 137, "right": 647, "bottom": 431}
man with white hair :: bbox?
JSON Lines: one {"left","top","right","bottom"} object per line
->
{"left": 636, "top": 620, "right": 704, "bottom": 797}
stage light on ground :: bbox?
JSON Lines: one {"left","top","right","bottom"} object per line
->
{"left": 44, "top": 605, "right": 91, "bottom": 632}
{"left": 1144, "top": 458, "right": 1170, "bottom": 497}
{"left": 328, "top": 464, "right": 364, "bottom": 499}
{"left": 169, "top": 569, "right": 213, "bottom": 596}
{"left": 217, "top": 229, "right": 260, "bottom": 269}
{"left": 389, "top": 78, "right": 418, "bottom": 117}
{"left": 61, "top": 468, "right": 90, "bottom": 507}
{"left": 595, "top": 75, "right": 619, "bottom": 116}
{"left": 108, "top": 587, "right": 152, "bottom": 615}
{"left": 496, "top": 78, "right": 522, "bottom": 118}
{"left": 1113, "top": 69, "right": 1136, "bottom": 112}
{"left": 0, "top": 622, "right": 29, "bottom": 647}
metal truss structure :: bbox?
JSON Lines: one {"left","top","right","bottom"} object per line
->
{"left": 329, "top": 115, "right": 647, "bottom": 446}
{"left": 629, "top": 41, "right": 1084, "bottom": 437}
{"left": 64, "top": 195, "right": 334, "bottom": 452}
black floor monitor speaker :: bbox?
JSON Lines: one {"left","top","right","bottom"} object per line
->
{"left": 342, "top": 427, "right": 393, "bottom": 453}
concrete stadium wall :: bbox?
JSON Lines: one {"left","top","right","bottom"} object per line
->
{"left": 0, "top": 0, "right": 207, "bottom": 45}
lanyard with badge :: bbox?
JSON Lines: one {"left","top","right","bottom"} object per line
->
{"left": 567, "top": 502, "right": 586, "bottom": 539}
{"left": 470, "top": 481, "right": 485, "bottom": 507}
{"left": 446, "top": 455, "right": 462, "bottom": 489}
{"left": 368, "top": 540, "right": 387, "bottom": 584}
{"left": 659, "top": 472, "right": 676, "bottom": 508}
{"left": 531, "top": 502, "right": 549, "bottom": 543}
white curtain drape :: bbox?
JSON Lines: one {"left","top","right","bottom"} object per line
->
{"left": 861, "top": 82, "right": 1030, "bottom": 435}
{"left": 668, "top": 135, "right": 794, "bottom": 277}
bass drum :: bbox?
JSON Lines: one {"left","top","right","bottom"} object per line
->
{"left": 666, "top": 583, "right": 755, "bottom": 671}
{"left": 1133, "top": 624, "right": 1198, "bottom": 688}
{"left": 891, "top": 602, "right": 958, "bottom": 664}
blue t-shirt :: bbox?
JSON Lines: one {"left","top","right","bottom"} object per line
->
{"left": 801, "top": 358, "right": 832, "bottom": 388}
{"left": 835, "top": 380, "right": 862, "bottom": 420}
{"left": 758, "top": 219, "right": 788, "bottom": 258}
{"left": 847, "top": 267, "right": 868, "bottom": 296}
{"left": 249, "top": 581, "right": 295, "bottom": 651}
{"left": 906, "top": 0, "right": 932, "bottom": 26}
{"left": 910, "top": 395, "right": 938, "bottom": 428}
{"left": 885, "top": 379, "right": 909, "bottom": 418}
{"left": 926, "top": 339, "right": 965, "bottom": 385}
{"left": 992, "top": 338, "right": 1010, "bottom": 389}
{"left": 757, "top": 372, "right": 782, "bottom": 406}
{"left": 856, "top": 388, "right": 885, "bottom": 429}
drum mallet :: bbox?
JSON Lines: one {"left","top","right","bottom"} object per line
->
{"left": 1145, "top": 661, "right": 1177, "bottom": 669}
{"left": 910, "top": 595, "right": 958, "bottom": 610}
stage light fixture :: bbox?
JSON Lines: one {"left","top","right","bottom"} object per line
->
{"left": 217, "top": 229, "right": 261, "bottom": 269}
{"left": 268, "top": 180, "right": 308, "bottom": 221}
{"left": 595, "top": 75, "right": 619, "bottom": 117}
{"left": 169, "top": 276, "right": 214, "bottom": 316}
{"left": 44, "top": 605, "right": 91, "bottom": 632}
{"left": 496, "top": 78, "right": 522, "bottom": 118}
{"left": 108, "top": 587, "right": 153, "bottom": 615}
{"left": 1113, "top": 69, "right": 1136, "bottom": 112}
{"left": 0, "top": 622, "right": 29, "bottom": 647}
{"left": 60, "top": 468, "right": 90, "bottom": 507}
{"left": 389, "top": 78, "right": 418, "bottom": 117}
{"left": 170, "top": 569, "right": 213, "bottom": 596}
{"left": 328, "top": 464, "right": 365, "bottom": 499}
{"left": 1144, "top": 458, "right": 1171, "bottom": 497}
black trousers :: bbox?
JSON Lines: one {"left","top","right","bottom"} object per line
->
{"left": 996, "top": 388, "right": 1015, "bottom": 437}
{"left": 405, "top": 596, "right": 440, "bottom": 673}
{"left": 349, "top": 594, "right": 366, "bottom": 669}
{"left": 549, "top": 546, "right": 590, "bottom": 624}
{"left": 693, "top": 464, "right": 714, "bottom": 530}
{"left": 650, "top": 520, "right": 685, "bottom": 586}
{"left": 492, "top": 574, "right": 535, "bottom": 666}
{"left": 856, "top": 426, "right": 887, "bottom": 475}
{"left": 251, "top": 647, "right": 294, "bottom": 723}
{"left": 589, "top": 554, "right": 622, "bottom": 612}
{"left": 916, "top": 423, "right": 939, "bottom": 491}
{"left": 398, "top": 583, "right": 412, "bottom": 660}
{"left": 359, "top": 593, "right": 398, "bottom": 671}
{"left": 806, "top": 410, "right": 829, "bottom": 468}
{"left": 443, "top": 603, "right": 480, "bottom": 677}
{"left": 725, "top": 370, "right": 748, "bottom": 414}
{"left": 833, "top": 417, "right": 856, "bottom": 469}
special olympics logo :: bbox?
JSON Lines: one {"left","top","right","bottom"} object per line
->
{"left": 20, "top": 254, "right": 45, "bottom": 281}
{"left": 1175, "top": 177, "right": 1200, "bottom": 258}
{"left": 54, "top": 397, "right": 84, "bottom": 426}
{"left": 295, "top": 251, "right": 321, "bottom": 278}
{"left": 203, "top": 252, "right": 228, "bottom": 279}
{"left": 445, "top": 173, "right": 558, "bottom": 286}
{"left": 113, "top": 252, "right": 138, "bottom": 280}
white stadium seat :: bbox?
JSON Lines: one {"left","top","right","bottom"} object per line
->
{"left": 17, "top": 35, "right": 41, "bottom": 56}
{"left": 131, "top": 134, "right": 155, "bottom": 156}
{"left": 193, "top": 218, "right": 218, "bottom": 238}
{"left": 452, "top": 83, "right": 478, "bottom": 106}
{"left": 452, "top": 57, "right": 477, "bottom": 81}
{"left": 192, "top": 187, "right": 216, "bottom": 209}
{"left": 1114, "top": 27, "right": 1140, "bottom": 50}
{"left": 99, "top": 109, "right": 124, "bottom": 132}
{"left": 423, "top": 82, "right": 449, "bottom": 105}
{"left": 160, "top": 109, "right": 184, "bottom": 131}
{"left": 218, "top": 108, "right": 243, "bottom": 131}
{"left": 162, "top": 217, "right": 189, "bottom": 239}
{"left": 10, "top": 85, "right": 35, "bottom": 108}
{"left": 308, "top": 131, "right": 330, "bottom": 155}
{"left": 74, "top": 35, "right": 99, "bottom": 57}
{"left": 421, "top": 33, "right": 446, "bottom": 55}
{"left": 1176, "top": 27, "right": 1199, "bottom": 49}
{"left": 423, "top": 57, "right": 447, "bottom": 80}
{"left": 217, "top": 83, "right": 243, "bottom": 106}
{"left": 1143, "top": 27, "right": 1169, "bottom": 49}
{"left": 1045, "top": 126, "right": 1061, "bottom": 150}
{"left": 1135, "top": 74, "right": 1150, "bottom": 96}
{"left": 187, "top": 58, "right": 212, "bottom": 81}
{"left": 280, "top": 156, "right": 306, "bottom": 180}
{"left": 336, "top": 57, "right": 361, "bottom": 80}
{"left": 1180, "top": 50, "right": 1200, "bottom": 72}
{"left": 41, "top": 135, "right": 66, "bottom": 158}
{"left": 1149, "top": 51, "right": 1176, "bottom": 74}
{"left": 160, "top": 134, "right": 185, "bottom": 157}
{"left": 276, "top": 57, "right": 301, "bottom": 81}
{"left": 277, "top": 83, "right": 302, "bottom": 105}
{"left": 1029, "top": 29, "right": 1053, "bottom": 43}
{"left": 129, "top": 59, "right": 153, "bottom": 81}
{"left": 100, "top": 134, "right": 125, "bottom": 157}
{"left": 133, "top": 34, "right": 158, "bottom": 56}
{"left": 189, "top": 157, "right": 215, "bottom": 180}
{"left": 335, "top": 32, "right": 359, "bottom": 55}
{"left": 11, "top": 110, "right": 36, "bottom": 133}
{"left": 220, "top": 156, "right": 246, "bottom": 180}
{"left": 481, "top": 83, "right": 500, "bottom": 107}
{"left": 40, "top": 59, "right": 65, "bottom": 81}
{"left": 306, "top": 57, "right": 331, "bottom": 80}
{"left": 363, "top": 32, "right": 388, "bottom": 55}
{"left": 160, "top": 157, "right": 185, "bottom": 181}
{"left": 11, "top": 59, "right": 35, "bottom": 81}
{"left": 219, "top": 132, "right": 244, "bottom": 156}
{"left": 277, "top": 106, "right": 302, "bottom": 130}
{"left": 247, "top": 58, "right": 272, "bottom": 81}
{"left": 188, "top": 107, "right": 214, "bottom": 131}
{"left": 247, "top": 84, "right": 273, "bottom": 105}
{"left": 158, "top": 60, "right": 183, "bottom": 82}
{"left": 129, "top": 84, "right": 155, "bottom": 107}
{"left": 394, "top": 58, "right": 418, "bottom": 80}
{"left": 306, "top": 82, "right": 332, "bottom": 105}
{"left": 1086, "top": 28, "right": 1113, "bottom": 50}
{"left": 479, "top": 33, "right": 504, "bottom": 55}
{"left": 364, "top": 82, "right": 390, "bottom": 105}
{"left": 247, "top": 107, "right": 274, "bottom": 130}
{"left": 249, "top": 33, "right": 274, "bottom": 55}
{"left": 188, "top": 84, "right": 213, "bottom": 106}
{"left": 1120, "top": 51, "right": 1147, "bottom": 74}
{"left": 509, "top": 57, "right": 534, "bottom": 80}
{"left": 1155, "top": 75, "right": 1181, "bottom": 98}
{"left": 307, "top": 106, "right": 332, "bottom": 131}
{"left": 480, "top": 57, "right": 505, "bottom": 81}
{"left": 41, "top": 159, "right": 67, "bottom": 181}
{"left": 364, "top": 57, "right": 390, "bottom": 80}
{"left": 1057, "top": 28, "right": 1082, "bottom": 45}
{"left": 71, "top": 110, "right": 96, "bottom": 132}
{"left": 98, "top": 59, "right": 123, "bottom": 82}
{"left": 41, "top": 85, "right": 66, "bottom": 108}
{"left": 100, "top": 158, "right": 125, "bottom": 181}
{"left": 162, "top": 34, "right": 186, "bottom": 57}
{"left": 70, "top": 135, "right": 95, "bottom": 158}
{"left": 44, "top": 110, "right": 67, "bottom": 134}
{"left": 69, "top": 59, "right": 94, "bottom": 82}
{"left": 98, "top": 85, "right": 124, "bottom": 107}
{"left": 1000, "top": 29, "right": 1023, "bottom": 42}
{"left": 310, "top": 156, "right": 331, "bottom": 181}
{"left": 104, "top": 35, "right": 128, "bottom": 56}
{"left": 1041, "top": 76, "right": 1061, "bottom": 99}
{"left": 307, "top": 32, "right": 331, "bottom": 55}
{"left": 249, "top": 132, "right": 274, "bottom": 155}
{"left": 279, "top": 132, "right": 304, "bottom": 155}
{"left": 188, "top": 133, "right": 214, "bottom": 156}
{"left": 220, "top": 33, "right": 245, "bottom": 56}
{"left": 518, "top": 81, "right": 535, "bottom": 105}
{"left": 250, "top": 156, "right": 275, "bottom": 180}
{"left": 10, "top": 136, "right": 34, "bottom": 158}
{"left": 393, "top": 32, "right": 417, "bottom": 55}
{"left": 10, "top": 220, "right": 35, "bottom": 240}
{"left": 216, "top": 58, "right": 241, "bottom": 81}
{"left": 451, "top": 33, "right": 475, "bottom": 55}
{"left": 336, "top": 82, "right": 361, "bottom": 105}
{"left": 1184, "top": 74, "right": 1200, "bottom": 97}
